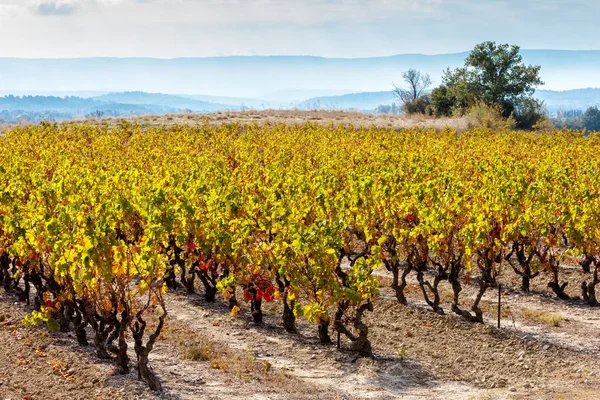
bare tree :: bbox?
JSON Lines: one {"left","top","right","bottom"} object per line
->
{"left": 393, "top": 69, "right": 432, "bottom": 104}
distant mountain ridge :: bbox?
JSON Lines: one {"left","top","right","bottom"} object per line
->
{"left": 0, "top": 94, "right": 182, "bottom": 123}
{"left": 1, "top": 50, "right": 600, "bottom": 98}
{"left": 535, "top": 88, "right": 600, "bottom": 112}
{"left": 1, "top": 87, "right": 599, "bottom": 124}
{"left": 299, "top": 91, "right": 396, "bottom": 110}
{"left": 0, "top": 94, "right": 181, "bottom": 114}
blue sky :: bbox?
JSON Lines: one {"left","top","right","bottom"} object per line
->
{"left": 0, "top": 0, "right": 597, "bottom": 58}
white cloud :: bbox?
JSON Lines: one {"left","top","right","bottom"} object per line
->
{"left": 0, "top": 0, "right": 597, "bottom": 58}
{"left": 1, "top": 0, "right": 445, "bottom": 21}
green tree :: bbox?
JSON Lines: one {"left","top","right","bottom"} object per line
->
{"left": 429, "top": 83, "right": 462, "bottom": 117}
{"left": 582, "top": 106, "right": 600, "bottom": 132}
{"left": 464, "top": 42, "right": 543, "bottom": 110}
{"left": 434, "top": 42, "right": 545, "bottom": 128}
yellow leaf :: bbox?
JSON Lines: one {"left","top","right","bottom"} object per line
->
{"left": 230, "top": 305, "right": 241, "bottom": 317}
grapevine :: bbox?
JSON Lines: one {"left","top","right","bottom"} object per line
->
{"left": 0, "top": 122, "right": 599, "bottom": 390}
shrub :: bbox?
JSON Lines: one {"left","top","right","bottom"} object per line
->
{"left": 468, "top": 102, "right": 516, "bottom": 131}
{"left": 533, "top": 118, "right": 555, "bottom": 131}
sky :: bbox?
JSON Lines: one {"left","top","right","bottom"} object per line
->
{"left": 0, "top": 0, "right": 598, "bottom": 58}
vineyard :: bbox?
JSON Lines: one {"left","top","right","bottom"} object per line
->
{"left": 1, "top": 120, "right": 600, "bottom": 397}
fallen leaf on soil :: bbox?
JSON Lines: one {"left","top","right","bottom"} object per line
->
{"left": 35, "top": 349, "right": 47, "bottom": 357}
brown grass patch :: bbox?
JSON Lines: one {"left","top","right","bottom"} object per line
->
{"left": 520, "top": 308, "right": 563, "bottom": 327}
{"left": 166, "top": 321, "right": 291, "bottom": 383}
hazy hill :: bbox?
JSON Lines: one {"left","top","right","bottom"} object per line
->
{"left": 0, "top": 95, "right": 180, "bottom": 123}
{"left": 258, "top": 89, "right": 356, "bottom": 102}
{"left": 1, "top": 50, "right": 599, "bottom": 98}
{"left": 299, "top": 91, "right": 396, "bottom": 110}
{"left": 0, "top": 90, "right": 107, "bottom": 98}
{"left": 93, "top": 92, "right": 237, "bottom": 112}
{"left": 178, "top": 94, "right": 291, "bottom": 109}
{"left": 535, "top": 88, "right": 600, "bottom": 112}
{"left": 0, "top": 94, "right": 178, "bottom": 114}
{"left": 0, "top": 95, "right": 99, "bottom": 112}
{"left": 0, "top": 91, "right": 254, "bottom": 123}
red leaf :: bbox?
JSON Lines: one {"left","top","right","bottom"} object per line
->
{"left": 263, "top": 293, "right": 274, "bottom": 302}
{"left": 207, "top": 260, "right": 215, "bottom": 271}
{"left": 198, "top": 262, "right": 208, "bottom": 273}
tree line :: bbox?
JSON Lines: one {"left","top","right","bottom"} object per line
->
{"left": 552, "top": 106, "right": 600, "bottom": 132}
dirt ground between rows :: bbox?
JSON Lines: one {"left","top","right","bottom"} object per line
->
{"left": 2, "top": 261, "right": 600, "bottom": 400}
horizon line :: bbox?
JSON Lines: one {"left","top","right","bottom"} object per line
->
{"left": 2, "top": 87, "right": 600, "bottom": 99}
{"left": 2, "top": 48, "right": 600, "bottom": 61}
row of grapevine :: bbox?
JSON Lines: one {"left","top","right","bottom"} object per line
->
{"left": 0, "top": 121, "right": 599, "bottom": 390}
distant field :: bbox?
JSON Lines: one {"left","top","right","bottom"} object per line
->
{"left": 0, "top": 110, "right": 473, "bottom": 134}
{"left": 58, "top": 109, "right": 474, "bottom": 132}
